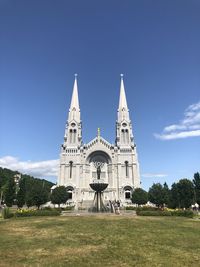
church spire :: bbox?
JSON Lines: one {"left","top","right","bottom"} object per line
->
{"left": 64, "top": 74, "right": 82, "bottom": 147}
{"left": 116, "top": 74, "right": 134, "bottom": 147}
{"left": 117, "top": 74, "right": 130, "bottom": 122}
{"left": 68, "top": 74, "right": 80, "bottom": 122}
{"left": 118, "top": 74, "right": 128, "bottom": 110}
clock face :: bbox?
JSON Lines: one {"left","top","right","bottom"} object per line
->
{"left": 122, "top": 123, "right": 127, "bottom": 127}
{"left": 71, "top": 123, "right": 76, "bottom": 127}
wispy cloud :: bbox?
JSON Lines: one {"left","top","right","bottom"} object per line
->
{"left": 0, "top": 156, "right": 59, "bottom": 178}
{"left": 155, "top": 101, "right": 200, "bottom": 140}
{"left": 142, "top": 173, "right": 168, "bottom": 178}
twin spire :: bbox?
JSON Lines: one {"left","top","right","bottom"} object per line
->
{"left": 118, "top": 74, "right": 128, "bottom": 110}
{"left": 118, "top": 74, "right": 130, "bottom": 122}
{"left": 68, "top": 74, "right": 80, "bottom": 122}
{"left": 68, "top": 74, "right": 130, "bottom": 123}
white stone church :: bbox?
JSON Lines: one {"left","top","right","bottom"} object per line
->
{"left": 57, "top": 75, "right": 140, "bottom": 207}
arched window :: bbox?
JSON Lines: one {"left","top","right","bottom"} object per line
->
{"left": 69, "top": 161, "right": 73, "bottom": 178}
{"left": 125, "top": 161, "right": 129, "bottom": 177}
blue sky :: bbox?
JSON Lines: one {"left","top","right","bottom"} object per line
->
{"left": 0, "top": 0, "right": 200, "bottom": 190}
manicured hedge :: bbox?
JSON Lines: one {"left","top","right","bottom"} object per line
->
{"left": 15, "top": 209, "right": 61, "bottom": 217}
{"left": 136, "top": 206, "right": 159, "bottom": 211}
{"left": 136, "top": 210, "right": 171, "bottom": 216}
{"left": 125, "top": 206, "right": 137, "bottom": 210}
{"left": 136, "top": 209, "right": 194, "bottom": 218}
{"left": 171, "top": 210, "right": 194, "bottom": 218}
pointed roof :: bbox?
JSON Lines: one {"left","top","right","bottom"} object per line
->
{"left": 68, "top": 74, "right": 80, "bottom": 122}
{"left": 118, "top": 74, "right": 128, "bottom": 110}
{"left": 118, "top": 74, "right": 130, "bottom": 122}
{"left": 70, "top": 74, "right": 80, "bottom": 111}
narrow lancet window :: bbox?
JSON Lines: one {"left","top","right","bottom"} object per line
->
{"left": 125, "top": 161, "right": 129, "bottom": 177}
{"left": 69, "top": 161, "right": 73, "bottom": 178}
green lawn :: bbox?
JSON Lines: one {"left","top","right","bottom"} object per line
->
{"left": 0, "top": 215, "right": 200, "bottom": 267}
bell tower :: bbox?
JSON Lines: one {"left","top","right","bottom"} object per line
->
{"left": 116, "top": 74, "right": 134, "bottom": 147}
{"left": 64, "top": 74, "right": 82, "bottom": 148}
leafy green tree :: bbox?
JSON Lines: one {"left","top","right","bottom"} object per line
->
{"left": 163, "top": 182, "right": 170, "bottom": 206}
{"left": 4, "top": 177, "right": 16, "bottom": 207}
{"left": 26, "top": 182, "right": 48, "bottom": 209}
{"left": 132, "top": 188, "right": 148, "bottom": 205}
{"left": 169, "top": 182, "right": 180, "bottom": 208}
{"left": 16, "top": 178, "right": 26, "bottom": 208}
{"left": 177, "top": 179, "right": 195, "bottom": 208}
{"left": 50, "top": 186, "right": 69, "bottom": 207}
{"left": 148, "top": 183, "right": 165, "bottom": 207}
{"left": 193, "top": 172, "right": 200, "bottom": 205}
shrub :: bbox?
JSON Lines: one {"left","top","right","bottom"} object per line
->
{"left": 171, "top": 210, "right": 194, "bottom": 218}
{"left": 15, "top": 209, "right": 61, "bottom": 217}
{"left": 125, "top": 206, "right": 137, "bottom": 210}
{"left": 136, "top": 208, "right": 194, "bottom": 218}
{"left": 2, "top": 208, "right": 14, "bottom": 219}
{"left": 62, "top": 206, "right": 75, "bottom": 211}
{"left": 136, "top": 210, "right": 171, "bottom": 216}
{"left": 136, "top": 206, "right": 159, "bottom": 212}
{"left": 78, "top": 207, "right": 86, "bottom": 210}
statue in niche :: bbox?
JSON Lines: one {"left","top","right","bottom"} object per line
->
{"left": 97, "top": 166, "right": 101, "bottom": 179}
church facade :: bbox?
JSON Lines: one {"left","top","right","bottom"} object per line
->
{"left": 58, "top": 75, "right": 140, "bottom": 207}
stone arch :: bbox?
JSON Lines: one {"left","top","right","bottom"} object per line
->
{"left": 66, "top": 185, "right": 75, "bottom": 200}
{"left": 86, "top": 151, "right": 112, "bottom": 181}
{"left": 86, "top": 150, "right": 112, "bottom": 164}
{"left": 123, "top": 185, "right": 133, "bottom": 200}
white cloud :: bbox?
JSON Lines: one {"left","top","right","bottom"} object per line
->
{"left": 0, "top": 156, "right": 59, "bottom": 178}
{"left": 142, "top": 173, "right": 168, "bottom": 178}
{"left": 155, "top": 101, "right": 200, "bottom": 140}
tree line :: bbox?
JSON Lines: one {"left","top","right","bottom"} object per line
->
{"left": 0, "top": 167, "right": 54, "bottom": 209}
{"left": 132, "top": 172, "right": 200, "bottom": 209}
{"left": 1, "top": 166, "right": 200, "bottom": 209}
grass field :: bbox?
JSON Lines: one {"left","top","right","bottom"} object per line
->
{"left": 0, "top": 215, "right": 200, "bottom": 267}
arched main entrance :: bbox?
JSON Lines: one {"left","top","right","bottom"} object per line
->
{"left": 86, "top": 151, "right": 112, "bottom": 182}
{"left": 66, "top": 185, "right": 74, "bottom": 200}
{"left": 123, "top": 185, "right": 133, "bottom": 200}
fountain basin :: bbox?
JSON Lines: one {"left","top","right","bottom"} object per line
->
{"left": 89, "top": 182, "right": 108, "bottom": 192}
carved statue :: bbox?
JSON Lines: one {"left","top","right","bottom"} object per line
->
{"left": 97, "top": 166, "right": 101, "bottom": 179}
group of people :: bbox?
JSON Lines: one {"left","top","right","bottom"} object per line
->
{"left": 108, "top": 200, "right": 121, "bottom": 214}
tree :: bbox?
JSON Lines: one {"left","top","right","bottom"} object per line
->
{"left": 16, "top": 178, "right": 26, "bottom": 208}
{"left": 169, "top": 182, "right": 180, "bottom": 209}
{"left": 148, "top": 183, "right": 165, "bottom": 207}
{"left": 193, "top": 172, "right": 200, "bottom": 205}
{"left": 26, "top": 182, "right": 48, "bottom": 209}
{"left": 162, "top": 182, "right": 170, "bottom": 206}
{"left": 177, "top": 179, "right": 195, "bottom": 208}
{"left": 4, "top": 177, "right": 16, "bottom": 207}
{"left": 132, "top": 188, "right": 148, "bottom": 205}
{"left": 50, "top": 186, "right": 69, "bottom": 207}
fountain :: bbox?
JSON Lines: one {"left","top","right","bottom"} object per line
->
{"left": 89, "top": 161, "right": 108, "bottom": 212}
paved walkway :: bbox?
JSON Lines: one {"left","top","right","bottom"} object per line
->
{"left": 61, "top": 210, "right": 137, "bottom": 217}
